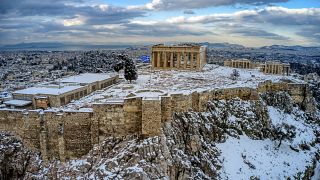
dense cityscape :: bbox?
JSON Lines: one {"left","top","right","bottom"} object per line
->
{"left": 0, "top": 46, "right": 149, "bottom": 97}
{"left": 1, "top": 43, "right": 319, "bottom": 99}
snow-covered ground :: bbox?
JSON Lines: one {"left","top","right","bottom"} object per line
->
{"left": 268, "top": 106, "right": 316, "bottom": 147}
{"left": 313, "top": 161, "right": 320, "bottom": 180}
{"left": 217, "top": 135, "right": 318, "bottom": 179}
{"left": 63, "top": 64, "right": 303, "bottom": 110}
{"left": 216, "top": 105, "right": 319, "bottom": 179}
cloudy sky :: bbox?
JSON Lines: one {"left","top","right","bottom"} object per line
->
{"left": 0, "top": 0, "right": 319, "bottom": 47}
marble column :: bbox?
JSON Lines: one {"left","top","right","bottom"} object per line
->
{"left": 196, "top": 53, "right": 200, "bottom": 70}
{"left": 151, "top": 52, "right": 155, "bottom": 68}
{"left": 184, "top": 52, "right": 188, "bottom": 69}
{"left": 164, "top": 52, "right": 167, "bottom": 68}
{"left": 177, "top": 52, "right": 181, "bottom": 68}
{"left": 273, "top": 64, "right": 275, "bottom": 74}
{"left": 190, "top": 53, "right": 194, "bottom": 69}
{"left": 265, "top": 64, "right": 267, "bottom": 73}
{"left": 170, "top": 52, "right": 174, "bottom": 68}
{"left": 157, "top": 52, "right": 161, "bottom": 68}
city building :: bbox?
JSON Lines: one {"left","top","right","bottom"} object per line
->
{"left": 11, "top": 73, "right": 119, "bottom": 109}
{"left": 151, "top": 44, "right": 207, "bottom": 71}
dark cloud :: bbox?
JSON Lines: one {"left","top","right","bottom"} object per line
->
{"left": 170, "top": 7, "right": 320, "bottom": 26}
{"left": 0, "top": 19, "right": 213, "bottom": 45}
{"left": 119, "top": 23, "right": 214, "bottom": 37}
{"left": 144, "top": 0, "right": 289, "bottom": 10}
{"left": 230, "top": 28, "right": 289, "bottom": 40}
{"left": 297, "top": 26, "right": 320, "bottom": 41}
{"left": 213, "top": 23, "right": 289, "bottom": 40}
{"left": 0, "top": 0, "right": 80, "bottom": 16}
{"left": 0, "top": 0, "right": 145, "bottom": 25}
{"left": 0, "top": 0, "right": 318, "bottom": 45}
{"left": 183, "top": 10, "right": 195, "bottom": 14}
{"left": 0, "top": 0, "right": 147, "bottom": 44}
{"left": 240, "top": 7, "right": 320, "bottom": 25}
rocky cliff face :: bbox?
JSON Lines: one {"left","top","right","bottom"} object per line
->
{"left": 0, "top": 133, "right": 42, "bottom": 180}
{"left": 1, "top": 91, "right": 319, "bottom": 179}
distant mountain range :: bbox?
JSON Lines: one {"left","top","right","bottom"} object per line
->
{"left": 259, "top": 44, "right": 320, "bottom": 51}
{"left": 0, "top": 42, "right": 134, "bottom": 51}
{"left": 200, "top": 42, "right": 245, "bottom": 49}
{"left": 0, "top": 42, "right": 319, "bottom": 51}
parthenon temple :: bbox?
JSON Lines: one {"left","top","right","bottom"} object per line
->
{"left": 260, "top": 61, "right": 290, "bottom": 75}
{"left": 151, "top": 44, "right": 207, "bottom": 71}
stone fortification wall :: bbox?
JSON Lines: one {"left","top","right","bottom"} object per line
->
{"left": 161, "top": 96, "right": 172, "bottom": 122}
{"left": 93, "top": 103, "right": 125, "bottom": 139}
{"left": 171, "top": 94, "right": 193, "bottom": 112}
{"left": 0, "top": 81, "right": 313, "bottom": 162}
{"left": 142, "top": 98, "right": 162, "bottom": 136}
{"left": 123, "top": 97, "right": 143, "bottom": 135}
{"left": 0, "top": 109, "right": 94, "bottom": 163}
{"left": 92, "top": 98, "right": 143, "bottom": 141}
{"left": 43, "top": 111, "right": 93, "bottom": 161}
{"left": 197, "top": 87, "right": 259, "bottom": 112}
{"left": 257, "top": 81, "right": 310, "bottom": 106}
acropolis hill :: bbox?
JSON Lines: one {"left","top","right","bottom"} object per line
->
{"left": 0, "top": 45, "right": 315, "bottom": 165}
{"left": 0, "top": 48, "right": 317, "bottom": 163}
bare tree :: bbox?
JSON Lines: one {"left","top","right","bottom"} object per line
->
{"left": 230, "top": 69, "right": 240, "bottom": 80}
{"left": 273, "top": 123, "right": 296, "bottom": 148}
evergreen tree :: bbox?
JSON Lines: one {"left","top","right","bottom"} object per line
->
{"left": 124, "top": 58, "right": 138, "bottom": 83}
{"left": 113, "top": 61, "right": 124, "bottom": 72}
{"left": 117, "top": 54, "right": 138, "bottom": 83}
{"left": 113, "top": 54, "right": 124, "bottom": 72}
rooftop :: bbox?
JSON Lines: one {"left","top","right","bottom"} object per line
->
{"left": 60, "top": 73, "right": 117, "bottom": 84}
{"left": 4, "top": 99, "right": 32, "bottom": 107}
{"left": 152, "top": 44, "right": 203, "bottom": 48}
{"left": 13, "top": 85, "right": 82, "bottom": 95}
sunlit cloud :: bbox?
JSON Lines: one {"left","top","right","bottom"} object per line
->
{"left": 63, "top": 15, "right": 86, "bottom": 26}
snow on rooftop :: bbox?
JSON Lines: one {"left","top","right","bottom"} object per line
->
{"left": 60, "top": 73, "right": 117, "bottom": 84}
{"left": 4, "top": 99, "right": 32, "bottom": 107}
{"left": 13, "top": 85, "right": 82, "bottom": 95}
